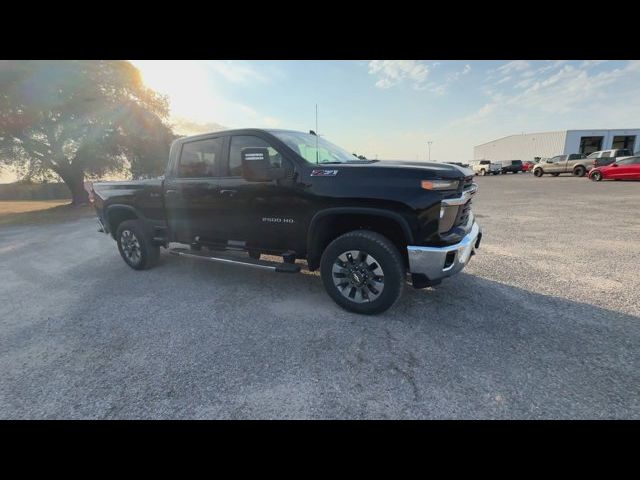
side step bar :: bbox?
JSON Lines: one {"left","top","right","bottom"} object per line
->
{"left": 168, "top": 248, "right": 301, "bottom": 273}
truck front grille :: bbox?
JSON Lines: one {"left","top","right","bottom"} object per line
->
{"left": 454, "top": 199, "right": 472, "bottom": 228}
{"left": 461, "top": 176, "right": 474, "bottom": 192}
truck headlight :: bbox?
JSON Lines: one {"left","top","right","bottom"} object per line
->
{"left": 421, "top": 179, "right": 460, "bottom": 190}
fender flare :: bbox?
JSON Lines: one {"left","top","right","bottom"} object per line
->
{"left": 104, "top": 204, "right": 145, "bottom": 234}
{"left": 306, "top": 207, "right": 415, "bottom": 268}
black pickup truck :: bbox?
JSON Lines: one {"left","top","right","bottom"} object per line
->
{"left": 92, "top": 129, "right": 482, "bottom": 314}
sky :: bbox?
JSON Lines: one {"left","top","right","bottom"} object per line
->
{"left": 2, "top": 60, "right": 639, "bottom": 182}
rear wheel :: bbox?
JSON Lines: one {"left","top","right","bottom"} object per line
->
{"left": 573, "top": 165, "right": 586, "bottom": 177}
{"left": 320, "top": 230, "right": 404, "bottom": 315}
{"left": 591, "top": 171, "right": 603, "bottom": 181}
{"left": 116, "top": 220, "right": 160, "bottom": 270}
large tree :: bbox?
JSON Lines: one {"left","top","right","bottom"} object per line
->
{"left": 0, "top": 60, "right": 174, "bottom": 203}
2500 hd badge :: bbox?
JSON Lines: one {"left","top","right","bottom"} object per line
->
{"left": 92, "top": 128, "right": 481, "bottom": 315}
{"left": 262, "top": 217, "right": 294, "bottom": 224}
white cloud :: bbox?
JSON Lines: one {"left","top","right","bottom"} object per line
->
{"left": 368, "top": 60, "right": 431, "bottom": 89}
{"left": 432, "top": 60, "right": 640, "bottom": 161}
{"left": 581, "top": 60, "right": 606, "bottom": 68}
{"left": 497, "top": 60, "right": 530, "bottom": 74}
{"left": 207, "top": 61, "right": 268, "bottom": 84}
{"left": 368, "top": 61, "right": 470, "bottom": 94}
{"left": 433, "top": 64, "right": 472, "bottom": 95}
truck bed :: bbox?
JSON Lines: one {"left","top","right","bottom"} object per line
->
{"left": 91, "top": 178, "right": 166, "bottom": 233}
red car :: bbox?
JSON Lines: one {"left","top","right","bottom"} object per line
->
{"left": 522, "top": 161, "right": 535, "bottom": 172}
{"left": 589, "top": 156, "right": 640, "bottom": 181}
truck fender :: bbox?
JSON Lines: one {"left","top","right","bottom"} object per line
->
{"left": 306, "top": 207, "right": 415, "bottom": 269}
{"left": 104, "top": 204, "right": 145, "bottom": 237}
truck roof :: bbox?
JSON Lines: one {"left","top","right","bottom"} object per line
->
{"left": 176, "top": 128, "right": 309, "bottom": 143}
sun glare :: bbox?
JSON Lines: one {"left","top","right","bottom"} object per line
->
{"left": 130, "top": 60, "right": 219, "bottom": 124}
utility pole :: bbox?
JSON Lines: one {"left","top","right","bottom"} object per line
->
{"left": 427, "top": 141, "right": 433, "bottom": 161}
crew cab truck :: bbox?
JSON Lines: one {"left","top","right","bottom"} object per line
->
{"left": 470, "top": 160, "right": 501, "bottom": 176}
{"left": 92, "top": 129, "right": 482, "bottom": 315}
{"left": 533, "top": 153, "right": 591, "bottom": 177}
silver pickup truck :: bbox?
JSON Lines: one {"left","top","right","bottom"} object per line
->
{"left": 533, "top": 149, "right": 634, "bottom": 177}
{"left": 470, "top": 160, "right": 501, "bottom": 176}
{"left": 533, "top": 153, "right": 591, "bottom": 177}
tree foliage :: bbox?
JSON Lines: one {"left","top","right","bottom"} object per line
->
{"left": 0, "top": 60, "right": 174, "bottom": 202}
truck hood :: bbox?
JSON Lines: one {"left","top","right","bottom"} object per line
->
{"left": 318, "top": 160, "right": 472, "bottom": 179}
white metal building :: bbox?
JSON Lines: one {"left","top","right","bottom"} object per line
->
{"left": 473, "top": 129, "right": 640, "bottom": 161}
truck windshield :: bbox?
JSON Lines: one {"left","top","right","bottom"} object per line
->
{"left": 268, "top": 130, "right": 373, "bottom": 164}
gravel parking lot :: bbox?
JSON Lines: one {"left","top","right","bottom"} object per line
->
{"left": 1, "top": 174, "right": 638, "bottom": 419}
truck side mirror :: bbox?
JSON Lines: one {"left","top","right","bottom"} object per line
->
{"left": 241, "top": 148, "right": 274, "bottom": 182}
{"left": 241, "top": 147, "right": 288, "bottom": 182}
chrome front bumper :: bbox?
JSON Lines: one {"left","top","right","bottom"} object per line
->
{"left": 407, "top": 221, "right": 482, "bottom": 282}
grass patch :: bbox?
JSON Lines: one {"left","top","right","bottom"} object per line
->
{"left": 0, "top": 200, "right": 94, "bottom": 227}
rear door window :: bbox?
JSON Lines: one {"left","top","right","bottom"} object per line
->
{"left": 177, "top": 137, "right": 224, "bottom": 178}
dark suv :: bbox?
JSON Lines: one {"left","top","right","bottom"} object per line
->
{"left": 499, "top": 160, "right": 523, "bottom": 174}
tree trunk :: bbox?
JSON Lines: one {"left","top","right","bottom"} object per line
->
{"left": 59, "top": 169, "right": 88, "bottom": 205}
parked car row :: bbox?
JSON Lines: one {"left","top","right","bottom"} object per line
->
{"left": 532, "top": 149, "right": 635, "bottom": 178}
{"left": 470, "top": 149, "right": 639, "bottom": 181}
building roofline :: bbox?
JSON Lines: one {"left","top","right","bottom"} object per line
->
{"left": 475, "top": 129, "right": 640, "bottom": 148}
{"left": 474, "top": 131, "right": 565, "bottom": 148}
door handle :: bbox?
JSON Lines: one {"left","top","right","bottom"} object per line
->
{"left": 219, "top": 189, "right": 238, "bottom": 197}
{"left": 165, "top": 189, "right": 178, "bottom": 195}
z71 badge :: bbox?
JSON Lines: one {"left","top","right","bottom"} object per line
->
{"left": 311, "top": 169, "right": 338, "bottom": 177}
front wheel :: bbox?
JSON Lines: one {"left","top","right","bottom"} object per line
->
{"left": 116, "top": 220, "right": 160, "bottom": 270}
{"left": 573, "top": 166, "right": 586, "bottom": 177}
{"left": 591, "top": 171, "right": 603, "bottom": 181}
{"left": 320, "top": 230, "right": 404, "bottom": 315}
{"left": 480, "top": 169, "right": 487, "bottom": 176}
{"left": 533, "top": 168, "right": 543, "bottom": 177}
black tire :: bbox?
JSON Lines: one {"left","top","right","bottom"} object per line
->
{"left": 480, "top": 169, "right": 487, "bottom": 176}
{"left": 248, "top": 250, "right": 261, "bottom": 260}
{"left": 116, "top": 219, "right": 160, "bottom": 270}
{"left": 533, "top": 168, "right": 543, "bottom": 177}
{"left": 552, "top": 173, "right": 560, "bottom": 177}
{"left": 573, "top": 166, "right": 586, "bottom": 177}
{"left": 591, "top": 171, "right": 602, "bottom": 181}
{"left": 320, "top": 230, "right": 404, "bottom": 315}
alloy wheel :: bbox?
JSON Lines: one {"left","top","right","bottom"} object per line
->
{"left": 120, "top": 230, "right": 142, "bottom": 265}
{"left": 332, "top": 250, "right": 384, "bottom": 303}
